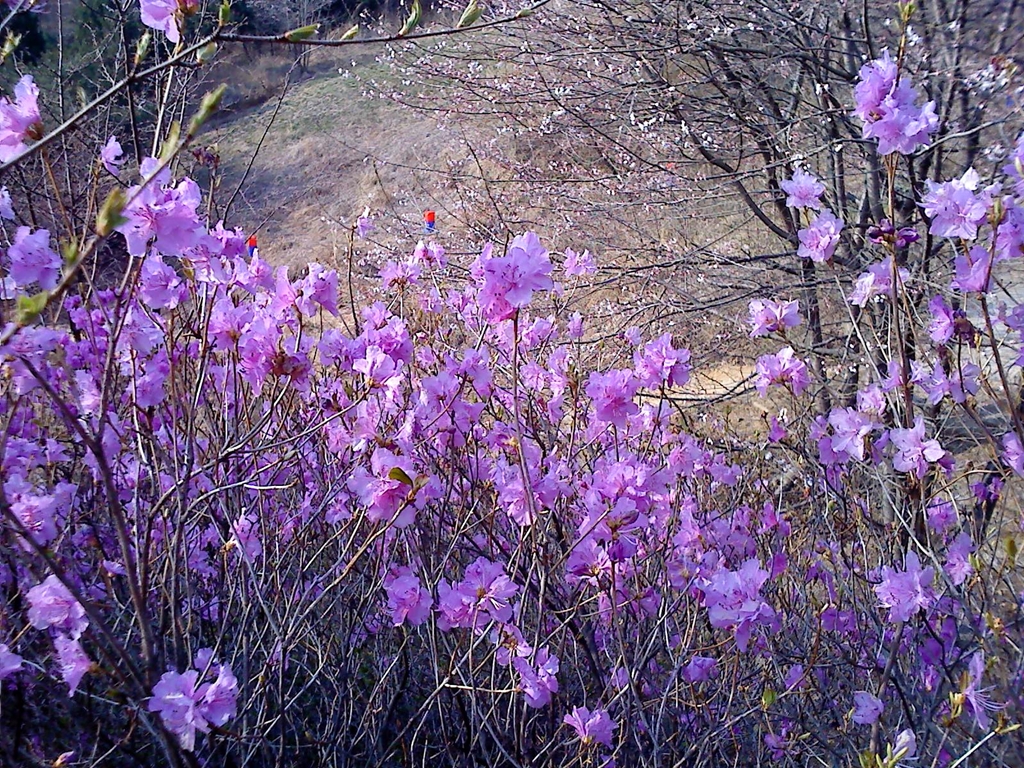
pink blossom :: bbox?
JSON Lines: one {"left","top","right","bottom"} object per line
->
{"left": 27, "top": 575, "right": 89, "bottom": 639}
{"left": 754, "top": 347, "right": 810, "bottom": 397}
{"left": 100, "top": 136, "right": 123, "bottom": 175}
{"left": 0, "top": 643, "right": 23, "bottom": 681}
{"left": 140, "top": 0, "right": 196, "bottom": 44}
{"left": 586, "top": 369, "right": 639, "bottom": 427}
{"left": 922, "top": 169, "right": 992, "bottom": 241}
{"left": 797, "top": 210, "right": 843, "bottom": 263}
{"left": 780, "top": 168, "right": 825, "bottom": 210}
{"left": 889, "top": 417, "right": 945, "bottom": 479}
{"left": 748, "top": 298, "right": 801, "bottom": 337}
{"left": 564, "top": 706, "right": 616, "bottom": 747}
{"left": 874, "top": 551, "right": 935, "bottom": 623}
{"left": 474, "top": 232, "right": 554, "bottom": 321}
{"left": 54, "top": 634, "right": 91, "bottom": 696}
{"left": 0, "top": 75, "right": 41, "bottom": 162}
{"left": 7, "top": 226, "right": 61, "bottom": 290}
{"left": 384, "top": 567, "right": 432, "bottom": 627}
{"left": 564, "top": 247, "right": 597, "bottom": 276}
{"left": 852, "top": 691, "right": 883, "bottom": 724}
{"left": 702, "top": 559, "right": 777, "bottom": 651}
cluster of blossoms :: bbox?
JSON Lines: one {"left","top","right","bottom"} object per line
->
{"left": 852, "top": 49, "right": 939, "bottom": 155}
{"left": 148, "top": 653, "right": 238, "bottom": 751}
{"left": 0, "top": 8, "right": 1022, "bottom": 766}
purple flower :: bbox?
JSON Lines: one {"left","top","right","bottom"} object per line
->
{"left": 198, "top": 663, "right": 238, "bottom": 728}
{"left": 586, "top": 369, "right": 639, "bottom": 428}
{"left": 754, "top": 347, "right": 810, "bottom": 397}
{"left": 852, "top": 691, "right": 884, "bottom": 725}
{"left": 54, "top": 634, "right": 91, "bottom": 696}
{"left": 849, "top": 257, "right": 909, "bottom": 306}
{"left": 0, "top": 185, "right": 14, "bottom": 219}
{"left": 874, "top": 551, "right": 935, "bottom": 623}
{"left": 922, "top": 168, "right": 992, "bottom": 241}
{"left": 633, "top": 333, "right": 691, "bottom": 388}
{"left": 437, "top": 557, "right": 519, "bottom": 630}
{"left": 117, "top": 158, "right": 206, "bottom": 256}
{"left": 564, "top": 247, "right": 597, "bottom": 276}
{"left": 356, "top": 207, "right": 374, "bottom": 239}
{"left": 826, "top": 407, "right": 876, "bottom": 462}
{"left": 564, "top": 706, "right": 616, "bottom": 747}
{"left": 852, "top": 50, "right": 899, "bottom": 121}
{"left": 384, "top": 567, "right": 432, "bottom": 627}
{"left": 944, "top": 532, "right": 975, "bottom": 586}
{"left": 514, "top": 647, "right": 559, "bottom": 707}
{"left": 0, "top": 75, "right": 41, "bottom": 162}
{"left": 702, "top": 559, "right": 777, "bottom": 651}
{"left": 780, "top": 168, "right": 825, "bottom": 210}
{"left": 148, "top": 660, "right": 238, "bottom": 752}
{"left": 889, "top": 417, "right": 946, "bottom": 479}
{"left": 926, "top": 498, "right": 957, "bottom": 534}
{"left": 1003, "top": 132, "right": 1024, "bottom": 197}
{"left": 682, "top": 656, "right": 718, "bottom": 683}
{"left": 952, "top": 246, "right": 992, "bottom": 293}
{"left": 961, "top": 651, "right": 1001, "bottom": 730}
{"left": 7, "top": 226, "right": 61, "bottom": 290}
{"left": 27, "top": 575, "right": 89, "bottom": 639}
{"left": 892, "top": 729, "right": 917, "bottom": 763}
{"left": 148, "top": 670, "right": 205, "bottom": 751}
{"left": 474, "top": 233, "right": 554, "bottom": 322}
{"left": 927, "top": 295, "right": 955, "bottom": 343}
{"left": 100, "top": 136, "right": 123, "bottom": 175}
{"left": 1002, "top": 431, "right": 1024, "bottom": 477}
{"left": 748, "top": 298, "right": 801, "bottom": 337}
{"left": 139, "top": 253, "right": 186, "bottom": 309}
{"left": 0, "top": 643, "right": 23, "bottom": 681}
{"left": 140, "top": 0, "right": 196, "bottom": 44}
{"left": 853, "top": 50, "right": 938, "bottom": 155}
{"left": 797, "top": 210, "right": 843, "bottom": 263}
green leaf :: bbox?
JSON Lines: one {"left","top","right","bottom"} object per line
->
{"left": 196, "top": 42, "right": 218, "bottom": 65}
{"left": 134, "top": 31, "right": 151, "bottom": 67}
{"left": 284, "top": 23, "right": 320, "bottom": 42}
{"left": 158, "top": 122, "right": 181, "bottom": 164}
{"left": 96, "top": 189, "right": 128, "bottom": 236}
{"left": 16, "top": 291, "right": 49, "bottom": 324}
{"left": 456, "top": 0, "right": 482, "bottom": 28}
{"left": 761, "top": 687, "right": 777, "bottom": 709}
{"left": 397, "top": 0, "right": 421, "bottom": 36}
{"left": 388, "top": 467, "right": 415, "bottom": 486}
{"left": 187, "top": 84, "right": 227, "bottom": 137}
